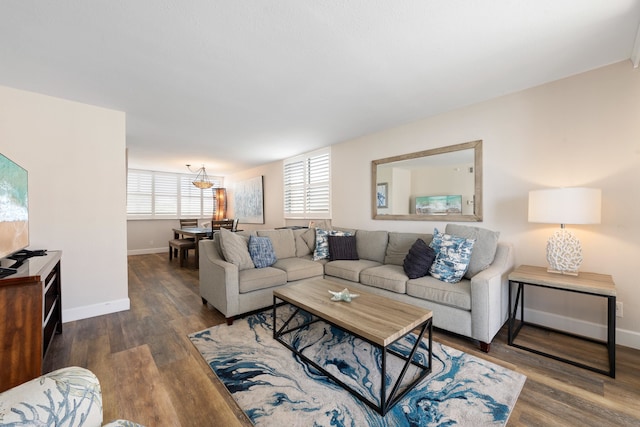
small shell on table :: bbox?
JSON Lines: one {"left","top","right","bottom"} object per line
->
{"left": 328, "top": 288, "right": 359, "bottom": 302}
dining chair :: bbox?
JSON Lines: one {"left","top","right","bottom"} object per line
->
{"left": 178, "top": 218, "right": 198, "bottom": 243}
{"left": 179, "top": 218, "right": 198, "bottom": 228}
{"left": 211, "top": 219, "right": 235, "bottom": 231}
{"left": 170, "top": 219, "right": 199, "bottom": 266}
{"left": 168, "top": 238, "right": 196, "bottom": 268}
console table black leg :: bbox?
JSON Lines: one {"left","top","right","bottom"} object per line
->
{"left": 508, "top": 281, "right": 524, "bottom": 345}
{"left": 508, "top": 280, "right": 514, "bottom": 344}
{"left": 608, "top": 296, "right": 616, "bottom": 378}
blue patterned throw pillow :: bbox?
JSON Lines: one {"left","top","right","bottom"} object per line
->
{"left": 313, "top": 228, "right": 352, "bottom": 261}
{"left": 429, "top": 228, "right": 475, "bottom": 283}
{"left": 248, "top": 235, "right": 277, "bottom": 268}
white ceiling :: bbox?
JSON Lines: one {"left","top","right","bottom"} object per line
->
{"left": 1, "top": 1, "right": 639, "bottom": 175}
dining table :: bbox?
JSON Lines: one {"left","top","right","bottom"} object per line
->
{"left": 172, "top": 227, "right": 212, "bottom": 268}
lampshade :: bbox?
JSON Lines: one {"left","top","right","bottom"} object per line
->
{"left": 528, "top": 187, "right": 601, "bottom": 276}
{"left": 214, "top": 188, "right": 227, "bottom": 221}
{"left": 528, "top": 188, "right": 601, "bottom": 225}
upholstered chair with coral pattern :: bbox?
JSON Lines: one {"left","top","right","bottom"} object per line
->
{"left": 0, "top": 366, "right": 143, "bottom": 427}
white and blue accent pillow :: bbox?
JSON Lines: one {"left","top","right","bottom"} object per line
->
{"left": 248, "top": 235, "right": 277, "bottom": 268}
{"left": 429, "top": 228, "right": 475, "bottom": 283}
{"left": 313, "top": 228, "right": 352, "bottom": 261}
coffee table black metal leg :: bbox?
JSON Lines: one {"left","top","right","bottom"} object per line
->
{"left": 274, "top": 306, "right": 432, "bottom": 416}
{"left": 380, "top": 343, "right": 387, "bottom": 414}
{"left": 272, "top": 295, "right": 277, "bottom": 339}
{"left": 385, "top": 319, "right": 432, "bottom": 413}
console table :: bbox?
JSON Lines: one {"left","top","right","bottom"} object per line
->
{"left": 0, "top": 251, "right": 62, "bottom": 392}
{"left": 508, "top": 265, "right": 616, "bottom": 378}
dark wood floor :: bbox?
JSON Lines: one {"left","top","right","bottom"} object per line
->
{"left": 44, "top": 253, "right": 640, "bottom": 426}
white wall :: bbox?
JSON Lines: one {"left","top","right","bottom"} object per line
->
{"left": 126, "top": 162, "right": 287, "bottom": 254}
{"left": 0, "top": 85, "right": 129, "bottom": 322}
{"left": 226, "top": 163, "right": 287, "bottom": 232}
{"left": 128, "top": 219, "right": 186, "bottom": 255}
{"left": 331, "top": 60, "right": 640, "bottom": 348}
{"left": 124, "top": 60, "right": 640, "bottom": 348}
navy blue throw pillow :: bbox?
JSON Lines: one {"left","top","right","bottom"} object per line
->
{"left": 403, "top": 238, "right": 436, "bottom": 279}
{"left": 328, "top": 235, "right": 359, "bottom": 261}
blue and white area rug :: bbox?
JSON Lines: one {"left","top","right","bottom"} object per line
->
{"left": 189, "top": 308, "right": 526, "bottom": 427}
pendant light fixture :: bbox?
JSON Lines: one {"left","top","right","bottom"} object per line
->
{"left": 186, "top": 164, "right": 213, "bottom": 189}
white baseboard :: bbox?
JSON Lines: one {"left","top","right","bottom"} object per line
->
{"left": 62, "top": 298, "right": 130, "bottom": 323}
{"left": 524, "top": 307, "right": 640, "bottom": 350}
{"left": 127, "top": 247, "right": 167, "bottom": 256}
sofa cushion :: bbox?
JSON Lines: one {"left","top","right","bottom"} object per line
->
{"left": 355, "top": 230, "right": 388, "bottom": 263}
{"left": 328, "top": 235, "right": 359, "bottom": 261}
{"left": 360, "top": 264, "right": 408, "bottom": 294}
{"left": 212, "top": 232, "right": 224, "bottom": 258}
{"left": 311, "top": 219, "right": 333, "bottom": 230}
{"left": 248, "top": 235, "right": 277, "bottom": 268}
{"left": 257, "top": 229, "right": 296, "bottom": 259}
{"left": 324, "top": 259, "right": 381, "bottom": 282}
{"left": 294, "top": 228, "right": 315, "bottom": 257}
{"left": 272, "top": 257, "right": 324, "bottom": 281}
{"left": 445, "top": 224, "right": 500, "bottom": 279}
{"left": 313, "top": 228, "right": 352, "bottom": 261}
{"left": 407, "top": 276, "right": 472, "bottom": 310}
{"left": 219, "top": 228, "right": 255, "bottom": 270}
{"left": 403, "top": 238, "right": 436, "bottom": 279}
{"left": 238, "top": 267, "right": 287, "bottom": 293}
{"left": 333, "top": 226, "right": 357, "bottom": 234}
{"left": 385, "top": 232, "right": 434, "bottom": 265}
{"left": 429, "top": 229, "right": 475, "bottom": 284}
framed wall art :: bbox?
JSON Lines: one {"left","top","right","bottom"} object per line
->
{"left": 376, "top": 182, "right": 388, "bottom": 208}
{"left": 415, "top": 195, "right": 462, "bottom": 215}
{"left": 234, "top": 175, "right": 264, "bottom": 224}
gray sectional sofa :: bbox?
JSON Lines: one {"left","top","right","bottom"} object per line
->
{"left": 199, "top": 224, "right": 514, "bottom": 351}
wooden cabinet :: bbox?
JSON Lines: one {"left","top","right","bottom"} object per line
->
{"left": 0, "top": 251, "right": 62, "bottom": 392}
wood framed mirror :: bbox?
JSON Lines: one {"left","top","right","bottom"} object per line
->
{"left": 372, "top": 140, "right": 482, "bottom": 222}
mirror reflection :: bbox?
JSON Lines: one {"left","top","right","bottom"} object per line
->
{"left": 372, "top": 140, "right": 482, "bottom": 222}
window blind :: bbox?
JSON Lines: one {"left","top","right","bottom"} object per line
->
{"left": 283, "top": 147, "right": 331, "bottom": 219}
{"left": 126, "top": 169, "right": 222, "bottom": 219}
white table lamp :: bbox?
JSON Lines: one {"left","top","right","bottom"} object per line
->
{"left": 528, "top": 187, "right": 601, "bottom": 275}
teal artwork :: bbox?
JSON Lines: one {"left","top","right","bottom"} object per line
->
{"left": 0, "top": 153, "right": 29, "bottom": 258}
{"left": 415, "top": 195, "right": 462, "bottom": 215}
{"left": 0, "top": 154, "right": 28, "bottom": 222}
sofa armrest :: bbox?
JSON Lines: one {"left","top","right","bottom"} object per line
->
{"left": 468, "top": 242, "right": 515, "bottom": 344}
{"left": 199, "top": 239, "right": 240, "bottom": 318}
{"left": 0, "top": 367, "right": 104, "bottom": 427}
